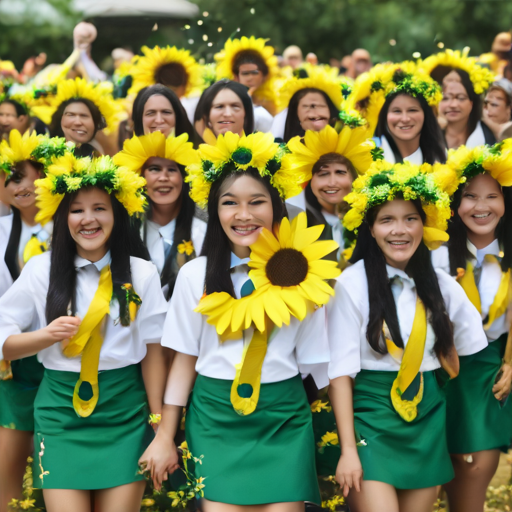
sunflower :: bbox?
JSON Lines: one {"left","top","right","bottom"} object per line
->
{"left": 113, "top": 131, "right": 198, "bottom": 174}
{"left": 287, "top": 124, "right": 377, "bottom": 179}
{"left": 196, "top": 212, "right": 340, "bottom": 335}
{"left": 128, "top": 45, "right": 203, "bottom": 97}
{"left": 0, "top": 130, "right": 42, "bottom": 171}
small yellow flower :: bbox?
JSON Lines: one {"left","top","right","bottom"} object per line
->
{"left": 310, "top": 400, "right": 332, "bottom": 413}
{"left": 321, "top": 431, "right": 339, "bottom": 446}
{"left": 19, "top": 499, "right": 36, "bottom": 510}
{"left": 177, "top": 240, "right": 195, "bottom": 256}
{"left": 141, "top": 498, "right": 155, "bottom": 507}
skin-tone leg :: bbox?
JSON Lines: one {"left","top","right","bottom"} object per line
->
{"left": 0, "top": 427, "right": 33, "bottom": 512}
{"left": 346, "top": 481, "right": 399, "bottom": 512}
{"left": 42, "top": 489, "right": 91, "bottom": 512}
{"left": 201, "top": 500, "right": 304, "bottom": 512}
{"left": 94, "top": 481, "right": 146, "bottom": 512}
{"left": 397, "top": 487, "right": 438, "bottom": 512}
{"left": 444, "top": 449, "right": 501, "bottom": 512}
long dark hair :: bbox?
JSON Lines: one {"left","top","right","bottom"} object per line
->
{"left": 447, "top": 183, "right": 512, "bottom": 275}
{"left": 198, "top": 79, "right": 254, "bottom": 137}
{"left": 142, "top": 164, "right": 196, "bottom": 299}
{"left": 350, "top": 198, "right": 454, "bottom": 359}
{"left": 200, "top": 169, "right": 285, "bottom": 296}
{"left": 46, "top": 189, "right": 149, "bottom": 326}
{"left": 50, "top": 98, "right": 106, "bottom": 140}
{"left": 375, "top": 92, "right": 447, "bottom": 164}
{"left": 283, "top": 88, "right": 339, "bottom": 143}
{"left": 132, "top": 84, "right": 200, "bottom": 146}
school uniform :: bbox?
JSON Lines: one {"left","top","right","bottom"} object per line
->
{"left": 326, "top": 260, "right": 487, "bottom": 488}
{"left": 0, "top": 251, "right": 168, "bottom": 489}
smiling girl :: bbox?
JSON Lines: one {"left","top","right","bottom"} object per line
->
{"left": 328, "top": 161, "right": 487, "bottom": 512}
{"left": 0, "top": 153, "right": 168, "bottom": 512}
{"left": 431, "top": 141, "right": 512, "bottom": 512}
{"left": 139, "top": 131, "right": 340, "bottom": 511}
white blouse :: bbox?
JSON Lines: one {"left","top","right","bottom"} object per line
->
{"left": 161, "top": 256, "right": 330, "bottom": 387}
{"left": 379, "top": 135, "right": 424, "bottom": 165}
{"left": 327, "top": 260, "right": 487, "bottom": 380}
{"left": 0, "top": 251, "right": 168, "bottom": 372}
{"left": 432, "top": 241, "right": 508, "bottom": 342}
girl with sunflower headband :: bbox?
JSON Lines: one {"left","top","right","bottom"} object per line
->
{"left": 0, "top": 131, "right": 69, "bottom": 512}
{"left": 114, "top": 130, "right": 206, "bottom": 300}
{"left": 327, "top": 160, "right": 487, "bottom": 512}
{"left": 0, "top": 153, "right": 168, "bottom": 512}
{"left": 431, "top": 141, "right": 512, "bottom": 512}
{"left": 140, "top": 131, "right": 339, "bottom": 510}
{"left": 421, "top": 48, "right": 496, "bottom": 149}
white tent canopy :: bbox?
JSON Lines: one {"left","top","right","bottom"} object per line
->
{"left": 73, "top": 0, "right": 199, "bottom": 18}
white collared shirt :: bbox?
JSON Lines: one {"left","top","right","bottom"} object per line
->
{"left": 253, "top": 105, "right": 274, "bottom": 133}
{"left": 161, "top": 256, "right": 330, "bottom": 387}
{"left": 0, "top": 251, "right": 168, "bottom": 371}
{"left": 465, "top": 121, "right": 487, "bottom": 149}
{"left": 322, "top": 211, "right": 343, "bottom": 260}
{"left": 327, "top": 260, "right": 487, "bottom": 379}
{"left": 380, "top": 135, "right": 424, "bottom": 165}
{"left": 432, "top": 240, "right": 509, "bottom": 341}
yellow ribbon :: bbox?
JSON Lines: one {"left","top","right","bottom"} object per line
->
{"left": 457, "top": 257, "right": 511, "bottom": 330}
{"left": 63, "top": 265, "right": 112, "bottom": 417}
{"left": 385, "top": 297, "right": 427, "bottom": 422}
{"left": 23, "top": 234, "right": 48, "bottom": 264}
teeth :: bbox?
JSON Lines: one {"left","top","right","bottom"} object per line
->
{"left": 80, "top": 229, "right": 99, "bottom": 235}
{"left": 473, "top": 213, "right": 490, "bottom": 218}
{"left": 324, "top": 190, "right": 338, "bottom": 194}
{"left": 390, "top": 241, "right": 408, "bottom": 245}
{"left": 234, "top": 226, "right": 258, "bottom": 233}
{"left": 157, "top": 188, "right": 171, "bottom": 193}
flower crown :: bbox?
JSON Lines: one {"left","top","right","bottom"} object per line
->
{"left": 35, "top": 153, "right": 147, "bottom": 225}
{"left": 383, "top": 69, "right": 443, "bottom": 107}
{"left": 113, "top": 131, "right": 199, "bottom": 174}
{"left": 446, "top": 140, "right": 512, "bottom": 188}
{"left": 420, "top": 48, "right": 495, "bottom": 95}
{"left": 128, "top": 45, "right": 203, "bottom": 97}
{"left": 286, "top": 125, "right": 380, "bottom": 180}
{"left": 343, "top": 160, "right": 460, "bottom": 250}
{"left": 185, "top": 131, "right": 307, "bottom": 208}
{"left": 0, "top": 130, "right": 73, "bottom": 180}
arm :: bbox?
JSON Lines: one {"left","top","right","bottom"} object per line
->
{"left": 139, "top": 352, "right": 198, "bottom": 489}
{"left": 329, "top": 376, "right": 362, "bottom": 496}
{"left": 141, "top": 344, "right": 174, "bottom": 415}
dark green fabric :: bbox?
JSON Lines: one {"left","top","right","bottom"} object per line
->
{"left": 445, "top": 334, "right": 512, "bottom": 454}
{"left": 186, "top": 374, "right": 321, "bottom": 505}
{"left": 353, "top": 370, "right": 454, "bottom": 489}
{"left": 33, "top": 364, "right": 154, "bottom": 489}
{"left": 312, "top": 406, "right": 339, "bottom": 478}
{"left": 0, "top": 355, "right": 44, "bottom": 431}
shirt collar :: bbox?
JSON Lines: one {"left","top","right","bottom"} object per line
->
{"left": 75, "top": 250, "right": 111, "bottom": 271}
{"left": 466, "top": 238, "right": 500, "bottom": 264}
{"left": 386, "top": 264, "right": 414, "bottom": 285}
{"left": 230, "top": 252, "right": 250, "bottom": 269}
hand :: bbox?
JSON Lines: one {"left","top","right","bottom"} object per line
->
{"left": 139, "top": 436, "right": 180, "bottom": 490}
{"left": 43, "top": 316, "right": 81, "bottom": 345}
{"left": 336, "top": 447, "right": 363, "bottom": 497}
{"left": 493, "top": 363, "right": 512, "bottom": 401}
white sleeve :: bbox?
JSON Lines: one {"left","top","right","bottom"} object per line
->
{"left": 138, "top": 267, "right": 168, "bottom": 344}
{"left": 431, "top": 245, "right": 451, "bottom": 275}
{"left": 296, "top": 306, "right": 330, "bottom": 389}
{"left": 191, "top": 218, "right": 207, "bottom": 256}
{"left": 327, "top": 278, "right": 363, "bottom": 380}
{"left": 437, "top": 269, "right": 488, "bottom": 356}
{"left": 161, "top": 267, "right": 203, "bottom": 356}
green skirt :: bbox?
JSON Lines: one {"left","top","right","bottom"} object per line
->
{"left": 354, "top": 370, "right": 454, "bottom": 489}
{"left": 0, "top": 355, "right": 44, "bottom": 431}
{"left": 186, "top": 374, "right": 321, "bottom": 505}
{"left": 445, "top": 334, "right": 512, "bottom": 454}
{"left": 33, "top": 364, "right": 154, "bottom": 489}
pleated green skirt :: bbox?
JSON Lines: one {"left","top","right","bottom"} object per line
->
{"left": 0, "top": 355, "right": 44, "bottom": 431}
{"left": 186, "top": 374, "right": 321, "bottom": 505}
{"left": 33, "top": 364, "right": 154, "bottom": 489}
{"left": 353, "top": 370, "right": 454, "bottom": 489}
{"left": 445, "top": 334, "right": 512, "bottom": 454}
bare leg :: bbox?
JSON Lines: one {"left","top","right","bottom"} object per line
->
{"left": 444, "top": 449, "right": 500, "bottom": 512}
{"left": 201, "top": 500, "right": 304, "bottom": 512}
{"left": 397, "top": 487, "right": 438, "bottom": 512}
{"left": 94, "top": 481, "right": 146, "bottom": 512}
{"left": 0, "top": 427, "right": 33, "bottom": 512}
{"left": 347, "top": 480, "right": 399, "bottom": 512}
{"left": 43, "top": 489, "right": 91, "bottom": 512}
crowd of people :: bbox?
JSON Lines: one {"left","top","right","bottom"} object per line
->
{"left": 1, "top": 21, "right": 512, "bottom": 512}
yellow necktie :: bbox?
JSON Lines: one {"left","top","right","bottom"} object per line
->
{"left": 23, "top": 234, "right": 48, "bottom": 263}
{"left": 63, "top": 265, "right": 112, "bottom": 417}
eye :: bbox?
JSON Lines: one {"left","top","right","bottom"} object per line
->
{"left": 318, "top": 172, "right": 329, "bottom": 177}
{"left": 221, "top": 200, "right": 237, "bottom": 206}
{"left": 250, "top": 199, "right": 266, "bottom": 205}
{"left": 463, "top": 193, "right": 476, "bottom": 199}
{"left": 70, "top": 208, "right": 83, "bottom": 214}
{"left": 95, "top": 207, "right": 106, "bottom": 211}
{"left": 336, "top": 170, "right": 347, "bottom": 175}
{"left": 147, "top": 166, "right": 161, "bottom": 172}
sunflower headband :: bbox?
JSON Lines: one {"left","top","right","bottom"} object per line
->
{"left": 128, "top": 45, "right": 203, "bottom": 97}
{"left": 287, "top": 124, "right": 380, "bottom": 180}
{"left": 420, "top": 48, "right": 495, "bottom": 95}
{"left": 185, "top": 131, "right": 306, "bottom": 208}
{"left": 35, "top": 154, "right": 146, "bottom": 225}
{"left": 0, "top": 130, "right": 73, "bottom": 181}
{"left": 343, "top": 161, "right": 459, "bottom": 250}
{"left": 446, "top": 140, "right": 512, "bottom": 188}
{"left": 113, "top": 131, "right": 198, "bottom": 174}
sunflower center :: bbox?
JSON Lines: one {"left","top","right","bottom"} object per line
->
{"left": 232, "top": 147, "right": 252, "bottom": 165}
{"left": 266, "top": 248, "right": 309, "bottom": 287}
